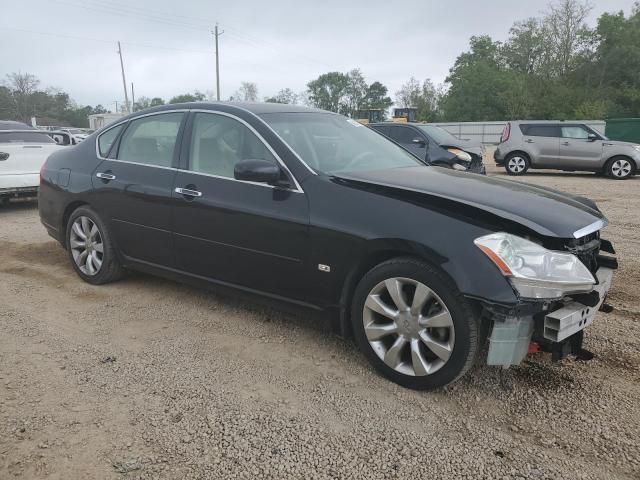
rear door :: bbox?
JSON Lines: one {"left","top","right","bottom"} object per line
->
{"left": 91, "top": 111, "right": 185, "bottom": 267}
{"left": 558, "top": 125, "right": 603, "bottom": 169}
{"left": 519, "top": 124, "right": 560, "bottom": 167}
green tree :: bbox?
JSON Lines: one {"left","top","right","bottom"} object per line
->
{"left": 363, "top": 81, "right": 393, "bottom": 112}
{"left": 265, "top": 88, "right": 298, "bottom": 104}
{"left": 169, "top": 91, "right": 206, "bottom": 104}
{"left": 232, "top": 82, "right": 258, "bottom": 102}
{"left": 306, "top": 72, "right": 349, "bottom": 112}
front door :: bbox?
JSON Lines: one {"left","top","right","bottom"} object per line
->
{"left": 171, "top": 111, "right": 310, "bottom": 302}
{"left": 388, "top": 126, "right": 427, "bottom": 159}
{"left": 91, "top": 112, "right": 185, "bottom": 266}
{"left": 558, "top": 125, "right": 603, "bottom": 169}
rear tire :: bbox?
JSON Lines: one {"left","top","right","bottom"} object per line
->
{"left": 605, "top": 156, "right": 635, "bottom": 179}
{"left": 351, "top": 257, "right": 479, "bottom": 390}
{"left": 504, "top": 153, "right": 530, "bottom": 175}
{"left": 65, "top": 206, "right": 125, "bottom": 285}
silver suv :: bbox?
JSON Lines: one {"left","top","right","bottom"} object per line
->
{"left": 494, "top": 121, "right": 640, "bottom": 179}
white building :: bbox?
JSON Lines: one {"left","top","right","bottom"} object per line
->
{"left": 88, "top": 113, "right": 126, "bottom": 131}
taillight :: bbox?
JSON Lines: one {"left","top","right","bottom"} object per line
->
{"left": 500, "top": 123, "right": 511, "bottom": 143}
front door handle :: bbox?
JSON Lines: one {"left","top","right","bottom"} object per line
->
{"left": 175, "top": 187, "right": 203, "bottom": 198}
{"left": 96, "top": 172, "right": 116, "bottom": 181}
{"left": 561, "top": 141, "right": 570, "bottom": 146}
{"left": 525, "top": 139, "right": 534, "bottom": 143}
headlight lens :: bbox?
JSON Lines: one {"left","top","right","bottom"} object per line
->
{"left": 474, "top": 232, "right": 595, "bottom": 299}
{"left": 452, "top": 163, "right": 468, "bottom": 171}
{"left": 447, "top": 148, "right": 472, "bottom": 162}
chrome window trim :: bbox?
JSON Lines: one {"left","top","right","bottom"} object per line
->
{"left": 573, "top": 218, "right": 608, "bottom": 239}
{"left": 175, "top": 168, "right": 301, "bottom": 192}
{"left": 96, "top": 157, "right": 177, "bottom": 171}
{"left": 243, "top": 109, "right": 320, "bottom": 176}
{"left": 189, "top": 109, "right": 304, "bottom": 193}
{"left": 94, "top": 109, "right": 188, "bottom": 160}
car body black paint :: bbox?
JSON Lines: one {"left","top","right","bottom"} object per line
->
{"left": 39, "top": 102, "right": 605, "bottom": 328}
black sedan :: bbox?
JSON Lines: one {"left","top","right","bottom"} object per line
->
{"left": 369, "top": 122, "right": 485, "bottom": 174}
{"left": 39, "top": 102, "right": 616, "bottom": 390}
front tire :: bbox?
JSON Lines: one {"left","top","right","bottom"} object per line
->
{"left": 351, "top": 257, "right": 479, "bottom": 390}
{"left": 505, "top": 153, "right": 530, "bottom": 175}
{"left": 605, "top": 156, "right": 635, "bottom": 179}
{"left": 66, "top": 206, "right": 125, "bottom": 285}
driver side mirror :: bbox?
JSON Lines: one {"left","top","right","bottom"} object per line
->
{"left": 412, "top": 137, "right": 426, "bottom": 147}
{"left": 234, "top": 159, "right": 283, "bottom": 185}
{"left": 587, "top": 133, "right": 598, "bottom": 142}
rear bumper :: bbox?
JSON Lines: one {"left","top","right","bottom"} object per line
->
{"left": 0, "top": 173, "right": 39, "bottom": 191}
{"left": 493, "top": 146, "right": 505, "bottom": 164}
{"left": 0, "top": 185, "right": 38, "bottom": 199}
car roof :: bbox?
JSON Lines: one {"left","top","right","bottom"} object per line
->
{"left": 136, "top": 101, "right": 328, "bottom": 116}
{"left": 0, "top": 120, "right": 35, "bottom": 130}
{"left": 508, "top": 120, "right": 586, "bottom": 125}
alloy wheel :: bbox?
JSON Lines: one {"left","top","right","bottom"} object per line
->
{"left": 611, "top": 159, "right": 632, "bottom": 178}
{"left": 70, "top": 216, "right": 104, "bottom": 276}
{"left": 362, "top": 277, "right": 455, "bottom": 376}
{"left": 507, "top": 156, "right": 526, "bottom": 173}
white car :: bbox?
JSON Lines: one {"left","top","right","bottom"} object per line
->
{"left": 0, "top": 121, "right": 64, "bottom": 203}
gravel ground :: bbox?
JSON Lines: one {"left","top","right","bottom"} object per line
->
{"left": 1, "top": 160, "right": 639, "bottom": 479}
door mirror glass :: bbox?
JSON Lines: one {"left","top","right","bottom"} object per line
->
{"left": 587, "top": 133, "right": 598, "bottom": 141}
{"left": 234, "top": 159, "right": 281, "bottom": 184}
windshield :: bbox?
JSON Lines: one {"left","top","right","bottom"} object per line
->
{"left": 416, "top": 125, "right": 461, "bottom": 145}
{"left": 259, "top": 112, "right": 423, "bottom": 175}
{"left": 0, "top": 131, "right": 55, "bottom": 144}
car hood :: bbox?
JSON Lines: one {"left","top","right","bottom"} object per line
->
{"left": 336, "top": 166, "right": 607, "bottom": 239}
{"left": 604, "top": 139, "right": 640, "bottom": 148}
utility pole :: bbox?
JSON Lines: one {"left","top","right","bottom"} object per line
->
{"left": 117, "top": 41, "right": 130, "bottom": 113}
{"left": 131, "top": 82, "right": 135, "bottom": 111}
{"left": 213, "top": 23, "right": 224, "bottom": 101}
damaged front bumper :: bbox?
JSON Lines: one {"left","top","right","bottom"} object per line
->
{"left": 485, "top": 266, "right": 615, "bottom": 368}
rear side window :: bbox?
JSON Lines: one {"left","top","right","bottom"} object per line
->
{"left": 117, "top": 113, "right": 183, "bottom": 167}
{"left": 389, "top": 126, "right": 419, "bottom": 144}
{"left": 519, "top": 124, "right": 560, "bottom": 138}
{"left": 98, "top": 124, "right": 124, "bottom": 157}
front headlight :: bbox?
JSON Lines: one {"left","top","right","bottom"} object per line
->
{"left": 452, "top": 163, "right": 468, "bottom": 171}
{"left": 632, "top": 144, "right": 640, "bottom": 152}
{"left": 447, "top": 148, "right": 472, "bottom": 162}
{"left": 474, "top": 232, "right": 595, "bottom": 299}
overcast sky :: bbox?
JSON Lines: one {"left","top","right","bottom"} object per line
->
{"left": 1, "top": 0, "right": 636, "bottom": 110}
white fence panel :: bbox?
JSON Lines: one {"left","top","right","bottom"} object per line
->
{"left": 431, "top": 120, "right": 606, "bottom": 144}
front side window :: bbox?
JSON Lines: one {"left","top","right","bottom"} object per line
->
{"left": 389, "top": 126, "right": 419, "bottom": 144}
{"left": 188, "top": 113, "right": 276, "bottom": 178}
{"left": 260, "top": 113, "right": 422, "bottom": 175}
{"left": 117, "top": 113, "right": 183, "bottom": 167}
{"left": 98, "top": 124, "right": 124, "bottom": 156}
{"left": 561, "top": 126, "right": 590, "bottom": 139}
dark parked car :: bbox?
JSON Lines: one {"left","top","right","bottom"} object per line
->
{"left": 369, "top": 122, "right": 485, "bottom": 174}
{"left": 39, "top": 103, "right": 616, "bottom": 390}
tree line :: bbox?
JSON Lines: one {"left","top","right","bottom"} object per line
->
{"left": 1, "top": 0, "right": 638, "bottom": 127}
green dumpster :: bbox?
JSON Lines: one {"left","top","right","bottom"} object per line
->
{"left": 606, "top": 118, "right": 640, "bottom": 143}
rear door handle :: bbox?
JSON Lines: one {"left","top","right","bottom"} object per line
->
{"left": 561, "top": 141, "right": 570, "bottom": 146}
{"left": 175, "top": 187, "right": 202, "bottom": 198}
{"left": 524, "top": 139, "right": 534, "bottom": 143}
{"left": 96, "top": 172, "right": 116, "bottom": 180}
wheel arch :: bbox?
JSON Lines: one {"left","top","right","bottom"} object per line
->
{"left": 505, "top": 150, "right": 531, "bottom": 162}
{"left": 337, "top": 242, "right": 460, "bottom": 339}
{"left": 61, "top": 201, "right": 89, "bottom": 248}
{"left": 604, "top": 154, "right": 636, "bottom": 172}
